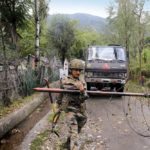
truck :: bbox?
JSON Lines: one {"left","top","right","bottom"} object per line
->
{"left": 84, "top": 45, "right": 128, "bottom": 92}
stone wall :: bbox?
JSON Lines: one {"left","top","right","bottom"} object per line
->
{"left": 0, "top": 56, "right": 62, "bottom": 103}
{"left": 0, "top": 66, "right": 20, "bottom": 103}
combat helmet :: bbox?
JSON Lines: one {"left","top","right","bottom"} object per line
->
{"left": 69, "top": 59, "right": 84, "bottom": 70}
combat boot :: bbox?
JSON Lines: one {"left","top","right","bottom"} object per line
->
{"left": 60, "top": 137, "right": 70, "bottom": 150}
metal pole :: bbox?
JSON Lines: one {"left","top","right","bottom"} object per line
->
{"left": 33, "top": 87, "right": 150, "bottom": 97}
{"left": 43, "top": 78, "right": 53, "bottom": 103}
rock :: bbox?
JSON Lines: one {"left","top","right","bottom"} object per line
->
{"left": 0, "top": 139, "right": 8, "bottom": 144}
{"left": 100, "top": 140, "right": 104, "bottom": 145}
{"left": 11, "top": 128, "right": 21, "bottom": 134}
{"left": 117, "top": 121, "right": 122, "bottom": 124}
{"left": 97, "top": 135, "right": 102, "bottom": 138}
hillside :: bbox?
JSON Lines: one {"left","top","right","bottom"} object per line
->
{"left": 47, "top": 13, "right": 108, "bottom": 33}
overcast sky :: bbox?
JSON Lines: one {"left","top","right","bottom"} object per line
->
{"left": 49, "top": 0, "right": 112, "bottom": 18}
{"left": 49, "top": 0, "right": 150, "bottom": 18}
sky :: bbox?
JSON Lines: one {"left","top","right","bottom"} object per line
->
{"left": 49, "top": 0, "right": 111, "bottom": 18}
{"left": 49, "top": 0, "right": 150, "bottom": 18}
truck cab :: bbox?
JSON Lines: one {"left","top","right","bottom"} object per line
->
{"left": 85, "top": 45, "right": 128, "bottom": 92}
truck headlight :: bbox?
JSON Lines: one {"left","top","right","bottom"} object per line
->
{"left": 118, "top": 73, "right": 126, "bottom": 78}
{"left": 86, "top": 72, "right": 93, "bottom": 77}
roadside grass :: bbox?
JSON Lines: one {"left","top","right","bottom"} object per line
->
{"left": 0, "top": 81, "right": 59, "bottom": 119}
{"left": 125, "top": 80, "right": 149, "bottom": 93}
{"left": 0, "top": 94, "right": 38, "bottom": 119}
{"left": 30, "top": 111, "right": 66, "bottom": 149}
{"left": 30, "top": 130, "right": 49, "bottom": 150}
{"left": 30, "top": 114, "right": 52, "bottom": 150}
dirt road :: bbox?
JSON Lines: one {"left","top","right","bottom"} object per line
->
{"left": 87, "top": 95, "right": 150, "bottom": 150}
{"left": 1, "top": 94, "right": 150, "bottom": 150}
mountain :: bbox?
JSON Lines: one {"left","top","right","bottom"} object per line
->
{"left": 47, "top": 13, "right": 108, "bottom": 33}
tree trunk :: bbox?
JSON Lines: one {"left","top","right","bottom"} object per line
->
{"left": 34, "top": 0, "right": 40, "bottom": 68}
{"left": 61, "top": 48, "right": 67, "bottom": 66}
{"left": 0, "top": 24, "right": 11, "bottom": 106}
{"left": 139, "top": 50, "right": 142, "bottom": 76}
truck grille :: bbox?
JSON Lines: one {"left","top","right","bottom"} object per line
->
{"left": 93, "top": 72, "right": 120, "bottom": 78}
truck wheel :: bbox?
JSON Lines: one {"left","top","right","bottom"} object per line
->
{"left": 110, "top": 85, "right": 114, "bottom": 91}
{"left": 87, "top": 83, "right": 91, "bottom": 90}
{"left": 116, "top": 85, "right": 124, "bottom": 92}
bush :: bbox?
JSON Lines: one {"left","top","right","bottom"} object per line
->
{"left": 20, "top": 68, "right": 37, "bottom": 96}
{"left": 146, "top": 80, "right": 150, "bottom": 88}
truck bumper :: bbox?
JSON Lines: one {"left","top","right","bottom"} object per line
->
{"left": 85, "top": 78, "right": 126, "bottom": 84}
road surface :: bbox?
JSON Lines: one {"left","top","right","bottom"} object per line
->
{"left": 1, "top": 94, "right": 150, "bottom": 150}
{"left": 86, "top": 95, "right": 150, "bottom": 150}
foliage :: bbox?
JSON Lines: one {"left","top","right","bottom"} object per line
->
{"left": 107, "top": 0, "right": 150, "bottom": 79}
{"left": 107, "top": 0, "right": 149, "bottom": 57}
{"left": 129, "top": 47, "right": 150, "bottom": 80}
{"left": 70, "top": 29, "right": 107, "bottom": 60}
{"left": 31, "top": 0, "right": 50, "bottom": 20}
{"left": 145, "top": 36, "right": 150, "bottom": 47}
{"left": 0, "top": 0, "right": 32, "bottom": 46}
{"left": 30, "top": 130, "right": 49, "bottom": 150}
{"left": 47, "top": 15, "right": 76, "bottom": 64}
{"left": 107, "top": 0, "right": 136, "bottom": 51}
{"left": 0, "top": 2, "right": 57, "bottom": 106}
{"left": 38, "top": 0, "right": 50, "bottom": 20}
{"left": 146, "top": 80, "right": 150, "bottom": 88}
{"left": 0, "top": 0, "right": 50, "bottom": 59}
{"left": 18, "top": 18, "right": 48, "bottom": 57}
{"left": 17, "top": 19, "right": 35, "bottom": 56}
{"left": 0, "top": 95, "right": 35, "bottom": 119}
{"left": 20, "top": 68, "right": 37, "bottom": 96}
{"left": 47, "top": 14, "right": 108, "bottom": 62}
{"left": 125, "top": 80, "right": 148, "bottom": 93}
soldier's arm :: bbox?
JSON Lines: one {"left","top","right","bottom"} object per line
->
{"left": 74, "top": 81, "right": 85, "bottom": 93}
{"left": 75, "top": 80, "right": 89, "bottom": 101}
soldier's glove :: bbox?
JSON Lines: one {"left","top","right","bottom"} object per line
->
{"left": 79, "top": 91, "right": 89, "bottom": 103}
{"left": 74, "top": 81, "right": 84, "bottom": 92}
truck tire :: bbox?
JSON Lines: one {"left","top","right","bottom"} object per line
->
{"left": 87, "top": 83, "right": 91, "bottom": 90}
{"left": 116, "top": 85, "right": 124, "bottom": 92}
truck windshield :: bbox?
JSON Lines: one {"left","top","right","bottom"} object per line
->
{"left": 88, "top": 47, "right": 126, "bottom": 61}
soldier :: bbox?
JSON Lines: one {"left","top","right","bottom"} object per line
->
{"left": 56, "top": 59, "right": 88, "bottom": 150}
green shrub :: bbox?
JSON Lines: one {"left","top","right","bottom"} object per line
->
{"left": 20, "top": 68, "right": 37, "bottom": 96}
{"left": 146, "top": 80, "right": 150, "bottom": 88}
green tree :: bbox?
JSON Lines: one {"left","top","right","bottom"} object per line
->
{"left": 133, "top": 0, "right": 148, "bottom": 76}
{"left": 70, "top": 29, "right": 107, "bottom": 59}
{"left": 0, "top": 0, "right": 32, "bottom": 106}
{"left": 18, "top": 0, "right": 49, "bottom": 57}
{"left": 107, "top": 0, "right": 150, "bottom": 79}
{"left": 48, "top": 15, "right": 76, "bottom": 65}
{"left": 0, "top": 0, "right": 31, "bottom": 48}
{"left": 34, "top": 0, "right": 50, "bottom": 66}
{"left": 18, "top": 19, "right": 35, "bottom": 56}
{"left": 107, "top": 0, "right": 136, "bottom": 60}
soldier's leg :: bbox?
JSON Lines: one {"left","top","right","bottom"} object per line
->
{"left": 77, "top": 103, "right": 87, "bottom": 133}
{"left": 66, "top": 111, "right": 79, "bottom": 150}
{"left": 76, "top": 113, "right": 87, "bottom": 133}
{"left": 57, "top": 112, "right": 70, "bottom": 149}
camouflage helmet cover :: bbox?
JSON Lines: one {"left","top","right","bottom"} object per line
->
{"left": 69, "top": 59, "right": 84, "bottom": 70}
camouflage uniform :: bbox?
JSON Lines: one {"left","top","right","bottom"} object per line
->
{"left": 56, "top": 59, "right": 88, "bottom": 150}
